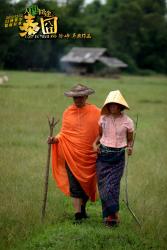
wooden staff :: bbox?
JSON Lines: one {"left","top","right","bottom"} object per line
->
{"left": 41, "top": 116, "right": 59, "bottom": 222}
{"left": 124, "top": 114, "right": 141, "bottom": 227}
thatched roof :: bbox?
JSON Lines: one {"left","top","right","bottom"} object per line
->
{"left": 98, "top": 56, "right": 128, "bottom": 68}
{"left": 60, "top": 47, "right": 128, "bottom": 69}
{"left": 61, "top": 47, "right": 106, "bottom": 64}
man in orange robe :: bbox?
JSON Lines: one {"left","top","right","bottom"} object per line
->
{"left": 48, "top": 84, "right": 100, "bottom": 222}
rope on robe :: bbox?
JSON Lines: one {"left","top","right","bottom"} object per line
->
{"left": 124, "top": 114, "right": 141, "bottom": 227}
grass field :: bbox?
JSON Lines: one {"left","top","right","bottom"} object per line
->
{"left": 0, "top": 71, "right": 167, "bottom": 250}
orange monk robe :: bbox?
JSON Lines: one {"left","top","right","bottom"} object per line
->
{"left": 52, "top": 103, "right": 100, "bottom": 201}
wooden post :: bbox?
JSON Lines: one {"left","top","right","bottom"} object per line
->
{"left": 41, "top": 116, "right": 59, "bottom": 222}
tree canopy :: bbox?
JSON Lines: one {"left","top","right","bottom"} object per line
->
{"left": 0, "top": 0, "right": 167, "bottom": 73}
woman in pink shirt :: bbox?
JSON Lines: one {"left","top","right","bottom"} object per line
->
{"left": 93, "top": 90, "right": 134, "bottom": 227}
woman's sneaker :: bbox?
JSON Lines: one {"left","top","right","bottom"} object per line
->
{"left": 104, "top": 214, "right": 119, "bottom": 228}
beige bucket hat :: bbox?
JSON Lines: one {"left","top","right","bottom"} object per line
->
{"left": 64, "top": 84, "right": 95, "bottom": 97}
{"left": 101, "top": 90, "right": 129, "bottom": 115}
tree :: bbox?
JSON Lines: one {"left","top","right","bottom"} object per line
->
{"left": 100, "top": 0, "right": 167, "bottom": 73}
{"left": 0, "top": 0, "right": 167, "bottom": 73}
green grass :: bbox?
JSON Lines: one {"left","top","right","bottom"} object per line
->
{"left": 0, "top": 71, "right": 167, "bottom": 250}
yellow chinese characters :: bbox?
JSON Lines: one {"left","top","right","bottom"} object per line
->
{"left": 5, "top": 15, "right": 23, "bottom": 28}
{"left": 19, "top": 14, "right": 40, "bottom": 37}
{"left": 40, "top": 16, "right": 58, "bottom": 35}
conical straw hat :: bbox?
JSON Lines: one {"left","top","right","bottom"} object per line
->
{"left": 101, "top": 90, "right": 129, "bottom": 115}
{"left": 64, "top": 84, "right": 95, "bottom": 97}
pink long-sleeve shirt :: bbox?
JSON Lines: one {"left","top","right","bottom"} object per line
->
{"left": 99, "top": 113, "right": 134, "bottom": 148}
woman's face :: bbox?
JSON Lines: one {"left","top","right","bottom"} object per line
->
{"left": 108, "top": 103, "right": 122, "bottom": 115}
{"left": 73, "top": 96, "right": 88, "bottom": 108}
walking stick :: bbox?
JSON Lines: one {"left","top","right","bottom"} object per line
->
{"left": 41, "top": 116, "right": 59, "bottom": 222}
{"left": 124, "top": 114, "right": 142, "bottom": 228}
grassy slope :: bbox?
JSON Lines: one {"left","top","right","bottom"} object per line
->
{"left": 0, "top": 71, "right": 167, "bottom": 249}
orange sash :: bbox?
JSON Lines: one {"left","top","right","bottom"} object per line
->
{"left": 52, "top": 103, "right": 100, "bottom": 201}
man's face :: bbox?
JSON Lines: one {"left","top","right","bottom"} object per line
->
{"left": 73, "top": 96, "right": 88, "bottom": 108}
